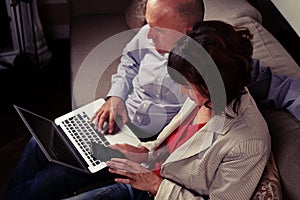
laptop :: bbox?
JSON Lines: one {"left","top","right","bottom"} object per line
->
{"left": 14, "top": 98, "right": 141, "bottom": 174}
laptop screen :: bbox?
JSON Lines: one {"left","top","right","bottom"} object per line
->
{"left": 15, "top": 106, "right": 87, "bottom": 173}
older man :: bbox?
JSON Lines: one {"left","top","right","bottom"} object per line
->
{"left": 91, "top": 0, "right": 204, "bottom": 140}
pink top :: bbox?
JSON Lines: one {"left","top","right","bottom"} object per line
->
{"left": 152, "top": 108, "right": 206, "bottom": 177}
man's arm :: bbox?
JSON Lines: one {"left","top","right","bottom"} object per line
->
{"left": 248, "top": 59, "right": 300, "bottom": 121}
{"left": 92, "top": 25, "right": 150, "bottom": 133}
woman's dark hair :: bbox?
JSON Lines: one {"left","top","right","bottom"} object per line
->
{"left": 168, "top": 20, "right": 253, "bottom": 114}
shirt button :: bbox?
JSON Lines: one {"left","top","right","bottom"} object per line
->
{"left": 156, "top": 94, "right": 160, "bottom": 98}
{"left": 137, "top": 116, "right": 142, "bottom": 122}
{"left": 143, "top": 103, "right": 147, "bottom": 108}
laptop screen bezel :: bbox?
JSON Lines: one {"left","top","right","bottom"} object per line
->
{"left": 14, "top": 105, "right": 90, "bottom": 174}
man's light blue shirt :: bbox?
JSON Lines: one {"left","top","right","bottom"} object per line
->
{"left": 107, "top": 25, "right": 187, "bottom": 134}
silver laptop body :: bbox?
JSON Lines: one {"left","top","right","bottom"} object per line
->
{"left": 14, "top": 98, "right": 140, "bottom": 174}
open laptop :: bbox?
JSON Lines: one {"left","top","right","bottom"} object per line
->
{"left": 14, "top": 98, "right": 140, "bottom": 174}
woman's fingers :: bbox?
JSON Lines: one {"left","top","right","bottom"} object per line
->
{"left": 107, "top": 158, "right": 148, "bottom": 173}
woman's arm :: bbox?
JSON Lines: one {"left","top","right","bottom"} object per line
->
{"left": 207, "top": 139, "right": 269, "bottom": 199}
{"left": 156, "top": 140, "right": 270, "bottom": 200}
{"left": 109, "top": 143, "right": 149, "bottom": 163}
{"left": 107, "top": 159, "right": 207, "bottom": 200}
{"left": 106, "top": 158, "right": 163, "bottom": 196}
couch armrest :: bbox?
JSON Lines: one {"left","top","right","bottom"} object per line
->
{"left": 70, "top": 15, "right": 135, "bottom": 108}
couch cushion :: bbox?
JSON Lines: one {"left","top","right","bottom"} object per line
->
{"left": 230, "top": 17, "right": 300, "bottom": 79}
{"left": 71, "top": 14, "right": 134, "bottom": 108}
{"left": 227, "top": 15, "right": 300, "bottom": 200}
{"left": 70, "top": 0, "right": 131, "bottom": 17}
{"left": 203, "top": 0, "right": 262, "bottom": 23}
{"left": 125, "top": 0, "right": 147, "bottom": 29}
{"left": 260, "top": 107, "right": 300, "bottom": 200}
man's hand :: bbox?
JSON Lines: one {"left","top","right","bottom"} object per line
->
{"left": 90, "top": 96, "right": 128, "bottom": 134}
{"left": 107, "top": 158, "right": 163, "bottom": 196}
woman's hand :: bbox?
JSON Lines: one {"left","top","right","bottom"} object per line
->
{"left": 107, "top": 158, "right": 163, "bottom": 196}
{"left": 109, "top": 144, "right": 149, "bottom": 163}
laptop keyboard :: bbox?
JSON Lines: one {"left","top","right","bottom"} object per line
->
{"left": 62, "top": 112, "right": 110, "bottom": 166}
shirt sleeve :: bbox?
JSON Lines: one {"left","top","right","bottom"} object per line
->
{"left": 107, "top": 26, "right": 148, "bottom": 100}
{"left": 107, "top": 47, "right": 140, "bottom": 100}
{"left": 248, "top": 59, "right": 300, "bottom": 121}
{"left": 155, "top": 179, "right": 208, "bottom": 200}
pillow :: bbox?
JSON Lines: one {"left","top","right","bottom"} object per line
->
{"left": 251, "top": 153, "right": 282, "bottom": 200}
{"left": 124, "top": 0, "right": 148, "bottom": 29}
{"left": 203, "top": 0, "right": 262, "bottom": 23}
{"left": 231, "top": 16, "right": 300, "bottom": 79}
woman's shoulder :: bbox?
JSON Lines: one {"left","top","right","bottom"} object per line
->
{"left": 222, "top": 92, "right": 270, "bottom": 149}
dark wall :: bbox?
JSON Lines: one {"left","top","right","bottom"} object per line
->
{"left": 0, "top": 0, "right": 13, "bottom": 53}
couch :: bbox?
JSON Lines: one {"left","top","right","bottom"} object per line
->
{"left": 69, "top": 0, "right": 300, "bottom": 199}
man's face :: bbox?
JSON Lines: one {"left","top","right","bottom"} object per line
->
{"left": 145, "top": 0, "right": 186, "bottom": 54}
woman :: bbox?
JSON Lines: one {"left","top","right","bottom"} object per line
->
{"left": 67, "top": 20, "right": 271, "bottom": 200}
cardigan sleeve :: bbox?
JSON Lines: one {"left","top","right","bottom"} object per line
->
{"left": 155, "top": 179, "right": 207, "bottom": 200}
{"left": 208, "top": 139, "right": 270, "bottom": 199}
{"left": 154, "top": 139, "right": 270, "bottom": 200}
